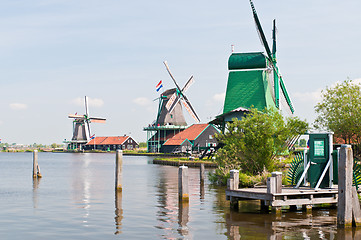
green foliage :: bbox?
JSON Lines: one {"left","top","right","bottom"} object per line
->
{"left": 214, "top": 107, "right": 308, "bottom": 176}
{"left": 139, "top": 142, "right": 147, "bottom": 148}
{"left": 208, "top": 170, "right": 270, "bottom": 187}
{"left": 314, "top": 79, "right": 361, "bottom": 144}
{"left": 299, "top": 139, "right": 307, "bottom": 147}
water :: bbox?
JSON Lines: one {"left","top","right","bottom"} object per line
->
{"left": 0, "top": 152, "right": 359, "bottom": 239}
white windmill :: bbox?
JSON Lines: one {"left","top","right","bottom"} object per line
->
{"left": 67, "top": 96, "right": 106, "bottom": 150}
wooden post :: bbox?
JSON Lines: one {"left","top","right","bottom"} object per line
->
{"left": 32, "top": 150, "right": 42, "bottom": 178}
{"left": 267, "top": 177, "right": 276, "bottom": 194}
{"left": 227, "top": 170, "right": 239, "bottom": 190}
{"left": 200, "top": 163, "right": 205, "bottom": 200}
{"left": 227, "top": 170, "right": 239, "bottom": 209}
{"left": 352, "top": 187, "right": 361, "bottom": 227}
{"left": 338, "top": 144, "right": 354, "bottom": 228}
{"left": 115, "top": 150, "right": 123, "bottom": 191}
{"left": 271, "top": 172, "right": 282, "bottom": 193}
{"left": 200, "top": 163, "right": 205, "bottom": 183}
{"left": 178, "top": 166, "right": 189, "bottom": 201}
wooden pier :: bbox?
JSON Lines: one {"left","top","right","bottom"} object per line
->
{"left": 226, "top": 186, "right": 338, "bottom": 208}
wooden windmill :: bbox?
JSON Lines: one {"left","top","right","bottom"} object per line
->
{"left": 155, "top": 61, "right": 200, "bottom": 126}
{"left": 217, "top": 0, "right": 294, "bottom": 129}
{"left": 144, "top": 61, "right": 200, "bottom": 153}
{"left": 67, "top": 96, "right": 106, "bottom": 150}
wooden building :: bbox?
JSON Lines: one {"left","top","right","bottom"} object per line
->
{"left": 84, "top": 136, "right": 138, "bottom": 151}
{"left": 162, "top": 124, "right": 219, "bottom": 153}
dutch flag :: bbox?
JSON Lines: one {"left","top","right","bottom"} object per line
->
{"left": 156, "top": 80, "right": 163, "bottom": 92}
{"left": 90, "top": 134, "right": 95, "bottom": 140}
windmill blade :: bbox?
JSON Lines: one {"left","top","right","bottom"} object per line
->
{"left": 272, "top": 19, "right": 277, "bottom": 58}
{"left": 89, "top": 117, "right": 106, "bottom": 123}
{"left": 181, "top": 75, "right": 194, "bottom": 93}
{"left": 249, "top": 0, "right": 273, "bottom": 62}
{"left": 167, "top": 76, "right": 194, "bottom": 113}
{"left": 181, "top": 97, "right": 200, "bottom": 123}
{"left": 163, "top": 61, "right": 183, "bottom": 92}
{"left": 165, "top": 92, "right": 178, "bottom": 111}
{"left": 167, "top": 95, "right": 181, "bottom": 114}
{"left": 166, "top": 75, "right": 195, "bottom": 114}
{"left": 84, "top": 96, "right": 89, "bottom": 117}
{"left": 68, "top": 114, "right": 85, "bottom": 119}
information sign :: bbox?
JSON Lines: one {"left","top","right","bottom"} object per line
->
{"left": 314, "top": 140, "right": 325, "bottom": 157}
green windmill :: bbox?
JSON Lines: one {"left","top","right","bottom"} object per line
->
{"left": 213, "top": 0, "right": 294, "bottom": 130}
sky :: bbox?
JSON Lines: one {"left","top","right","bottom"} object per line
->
{"left": 1, "top": 0, "right": 361, "bottom": 145}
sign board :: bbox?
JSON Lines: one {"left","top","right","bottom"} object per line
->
{"left": 314, "top": 140, "right": 325, "bottom": 157}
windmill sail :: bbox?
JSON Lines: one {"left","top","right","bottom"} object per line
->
{"left": 160, "top": 61, "right": 201, "bottom": 123}
{"left": 249, "top": 0, "right": 273, "bottom": 62}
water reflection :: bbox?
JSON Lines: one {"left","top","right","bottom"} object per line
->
{"left": 114, "top": 190, "right": 123, "bottom": 235}
{"left": 32, "top": 177, "right": 41, "bottom": 208}
{"left": 155, "top": 167, "right": 179, "bottom": 239}
{"left": 71, "top": 155, "right": 92, "bottom": 227}
{"left": 222, "top": 200, "right": 361, "bottom": 239}
{"left": 200, "top": 181, "right": 205, "bottom": 201}
{"left": 178, "top": 201, "right": 189, "bottom": 237}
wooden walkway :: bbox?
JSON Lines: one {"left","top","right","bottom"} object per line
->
{"left": 226, "top": 186, "right": 338, "bottom": 207}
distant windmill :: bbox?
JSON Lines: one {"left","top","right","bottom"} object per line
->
{"left": 144, "top": 61, "right": 200, "bottom": 153}
{"left": 155, "top": 61, "right": 200, "bottom": 126}
{"left": 68, "top": 96, "right": 106, "bottom": 150}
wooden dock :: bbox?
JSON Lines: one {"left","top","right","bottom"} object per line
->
{"left": 226, "top": 186, "right": 338, "bottom": 208}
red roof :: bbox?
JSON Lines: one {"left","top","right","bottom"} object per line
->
{"left": 163, "top": 124, "right": 210, "bottom": 146}
{"left": 86, "top": 136, "right": 129, "bottom": 145}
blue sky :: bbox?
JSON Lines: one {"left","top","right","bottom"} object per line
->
{"left": 1, "top": 0, "right": 361, "bottom": 144}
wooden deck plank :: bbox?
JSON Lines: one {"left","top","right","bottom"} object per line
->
{"left": 226, "top": 186, "right": 339, "bottom": 207}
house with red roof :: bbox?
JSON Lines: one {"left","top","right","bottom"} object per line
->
{"left": 84, "top": 135, "right": 138, "bottom": 151}
{"left": 162, "top": 124, "right": 220, "bottom": 153}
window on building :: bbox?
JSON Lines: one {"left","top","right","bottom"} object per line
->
{"left": 122, "top": 145, "right": 125, "bottom": 150}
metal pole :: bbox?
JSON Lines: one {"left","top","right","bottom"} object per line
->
{"left": 303, "top": 148, "right": 308, "bottom": 185}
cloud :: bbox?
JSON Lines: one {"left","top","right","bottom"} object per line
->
{"left": 212, "top": 92, "right": 225, "bottom": 102}
{"left": 133, "top": 97, "right": 152, "bottom": 107}
{"left": 9, "top": 103, "right": 27, "bottom": 110}
{"left": 133, "top": 97, "right": 155, "bottom": 113}
{"left": 72, "top": 97, "right": 104, "bottom": 107}
{"left": 294, "top": 78, "right": 361, "bottom": 104}
{"left": 293, "top": 89, "right": 322, "bottom": 103}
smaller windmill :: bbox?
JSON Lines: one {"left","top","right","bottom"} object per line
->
{"left": 144, "top": 61, "right": 200, "bottom": 153}
{"left": 155, "top": 61, "right": 200, "bottom": 126}
{"left": 67, "top": 96, "right": 106, "bottom": 150}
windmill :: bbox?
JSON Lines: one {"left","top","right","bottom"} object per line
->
{"left": 213, "top": 0, "right": 294, "bottom": 132}
{"left": 155, "top": 61, "right": 200, "bottom": 126}
{"left": 144, "top": 61, "right": 200, "bottom": 153}
{"left": 67, "top": 96, "right": 106, "bottom": 150}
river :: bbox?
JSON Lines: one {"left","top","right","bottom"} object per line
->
{"left": 0, "top": 152, "right": 359, "bottom": 239}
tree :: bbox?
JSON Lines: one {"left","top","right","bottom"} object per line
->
{"left": 215, "top": 107, "right": 308, "bottom": 176}
{"left": 299, "top": 139, "right": 307, "bottom": 147}
{"left": 314, "top": 79, "right": 361, "bottom": 144}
